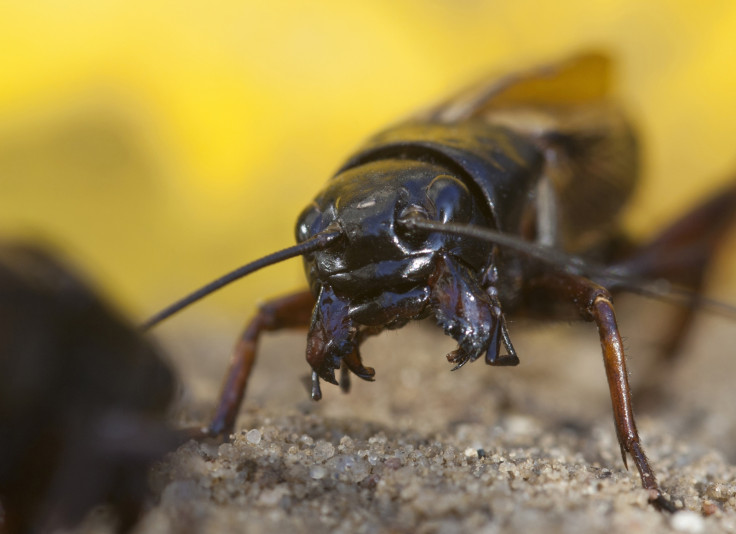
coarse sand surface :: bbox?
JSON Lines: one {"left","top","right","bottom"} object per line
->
{"left": 72, "top": 296, "right": 736, "bottom": 534}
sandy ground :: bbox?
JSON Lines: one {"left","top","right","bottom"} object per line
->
{"left": 73, "top": 295, "right": 736, "bottom": 534}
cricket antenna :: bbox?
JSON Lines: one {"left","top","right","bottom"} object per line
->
{"left": 398, "top": 216, "right": 736, "bottom": 320}
{"left": 141, "top": 228, "right": 341, "bottom": 330}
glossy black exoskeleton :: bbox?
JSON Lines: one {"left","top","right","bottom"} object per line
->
{"left": 0, "top": 243, "right": 179, "bottom": 534}
{"left": 295, "top": 124, "right": 545, "bottom": 380}
{"left": 144, "top": 54, "right": 736, "bottom": 511}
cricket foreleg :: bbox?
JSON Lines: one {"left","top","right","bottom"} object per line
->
{"left": 526, "top": 271, "right": 674, "bottom": 511}
{"left": 203, "top": 290, "right": 315, "bottom": 438}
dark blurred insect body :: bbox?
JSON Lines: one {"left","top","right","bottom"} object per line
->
{"left": 145, "top": 54, "right": 736, "bottom": 510}
{"left": 0, "top": 244, "right": 179, "bottom": 534}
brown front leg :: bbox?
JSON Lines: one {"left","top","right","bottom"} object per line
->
{"left": 608, "top": 182, "right": 736, "bottom": 403}
{"left": 204, "top": 290, "right": 315, "bottom": 437}
{"left": 527, "top": 272, "right": 674, "bottom": 511}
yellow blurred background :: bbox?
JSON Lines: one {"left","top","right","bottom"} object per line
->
{"left": 2, "top": 0, "right": 736, "bottom": 327}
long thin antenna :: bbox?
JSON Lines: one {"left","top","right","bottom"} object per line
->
{"left": 141, "top": 229, "right": 341, "bottom": 330}
{"left": 399, "top": 216, "right": 594, "bottom": 272}
{"left": 399, "top": 217, "right": 736, "bottom": 319}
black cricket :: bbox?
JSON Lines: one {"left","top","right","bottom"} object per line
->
{"left": 144, "top": 54, "right": 736, "bottom": 511}
{"left": 0, "top": 243, "right": 179, "bottom": 534}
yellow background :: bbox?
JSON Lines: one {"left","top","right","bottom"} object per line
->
{"left": 2, "top": 1, "right": 736, "bottom": 326}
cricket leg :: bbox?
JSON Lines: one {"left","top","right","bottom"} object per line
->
{"left": 606, "top": 182, "right": 736, "bottom": 403}
{"left": 526, "top": 271, "right": 674, "bottom": 511}
{"left": 203, "top": 290, "right": 315, "bottom": 438}
{"left": 612, "top": 182, "right": 736, "bottom": 359}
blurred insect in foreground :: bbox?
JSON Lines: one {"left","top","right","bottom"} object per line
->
{"left": 143, "top": 54, "right": 736, "bottom": 511}
{"left": 0, "top": 243, "right": 179, "bottom": 534}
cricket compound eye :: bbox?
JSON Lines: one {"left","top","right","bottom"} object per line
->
{"left": 426, "top": 174, "right": 474, "bottom": 224}
{"left": 296, "top": 202, "right": 323, "bottom": 243}
{"left": 395, "top": 203, "right": 430, "bottom": 247}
